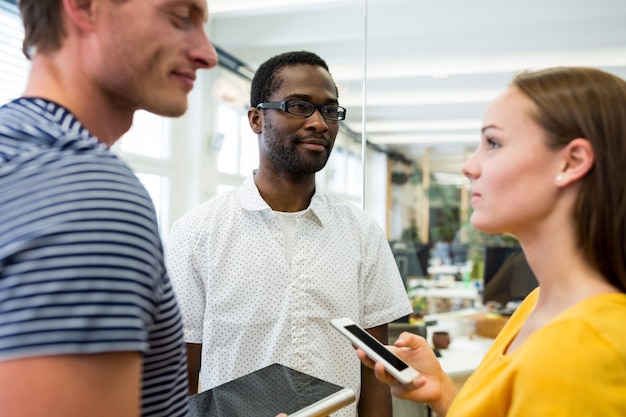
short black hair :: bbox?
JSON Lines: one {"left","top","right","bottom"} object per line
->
{"left": 250, "top": 50, "right": 337, "bottom": 107}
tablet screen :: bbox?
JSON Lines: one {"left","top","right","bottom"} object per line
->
{"left": 188, "top": 363, "right": 354, "bottom": 417}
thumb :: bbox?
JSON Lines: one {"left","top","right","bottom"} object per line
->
{"left": 394, "top": 332, "right": 428, "bottom": 349}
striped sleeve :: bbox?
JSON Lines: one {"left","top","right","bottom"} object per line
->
{"left": 0, "top": 153, "right": 163, "bottom": 359}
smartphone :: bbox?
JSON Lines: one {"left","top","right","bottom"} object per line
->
{"left": 331, "top": 317, "right": 419, "bottom": 385}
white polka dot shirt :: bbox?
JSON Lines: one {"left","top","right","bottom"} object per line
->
{"left": 166, "top": 174, "right": 412, "bottom": 417}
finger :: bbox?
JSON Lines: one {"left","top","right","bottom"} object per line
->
{"left": 411, "top": 376, "right": 427, "bottom": 388}
{"left": 355, "top": 348, "right": 376, "bottom": 368}
{"left": 373, "top": 362, "right": 399, "bottom": 385}
{"left": 394, "top": 332, "right": 428, "bottom": 349}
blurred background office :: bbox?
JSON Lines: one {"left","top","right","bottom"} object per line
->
{"left": 1, "top": 0, "right": 624, "bottom": 303}
{"left": 2, "top": 2, "right": 622, "bottom": 416}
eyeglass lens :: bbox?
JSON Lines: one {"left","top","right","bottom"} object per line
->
{"left": 286, "top": 101, "right": 344, "bottom": 120}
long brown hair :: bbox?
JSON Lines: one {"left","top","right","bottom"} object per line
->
{"left": 513, "top": 67, "right": 626, "bottom": 293}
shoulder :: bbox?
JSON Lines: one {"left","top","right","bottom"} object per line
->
{"left": 569, "top": 293, "right": 626, "bottom": 354}
{"left": 313, "top": 191, "right": 377, "bottom": 226}
{"left": 517, "top": 293, "right": 626, "bottom": 379}
{"left": 174, "top": 190, "right": 240, "bottom": 227}
{"left": 4, "top": 149, "right": 152, "bottom": 218}
{"left": 168, "top": 189, "right": 242, "bottom": 248}
{"left": 0, "top": 98, "right": 94, "bottom": 161}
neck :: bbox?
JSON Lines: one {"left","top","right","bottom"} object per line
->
{"left": 253, "top": 169, "right": 316, "bottom": 212}
{"left": 23, "top": 52, "right": 134, "bottom": 147}
{"left": 518, "top": 220, "right": 619, "bottom": 312}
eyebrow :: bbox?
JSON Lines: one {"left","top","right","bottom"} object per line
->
{"left": 282, "top": 94, "right": 339, "bottom": 104}
{"left": 171, "top": 0, "right": 207, "bottom": 21}
{"left": 191, "top": 3, "right": 208, "bottom": 22}
{"left": 481, "top": 124, "right": 502, "bottom": 134}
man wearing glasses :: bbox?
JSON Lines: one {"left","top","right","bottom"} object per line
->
{"left": 166, "top": 51, "right": 411, "bottom": 417}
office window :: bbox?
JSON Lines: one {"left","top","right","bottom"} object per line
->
{"left": 136, "top": 173, "right": 170, "bottom": 236}
{"left": 327, "top": 147, "right": 362, "bottom": 199}
{"left": 216, "top": 103, "right": 258, "bottom": 177}
{"left": 346, "top": 150, "right": 363, "bottom": 197}
{"left": 215, "top": 104, "right": 240, "bottom": 175}
{"left": 239, "top": 115, "right": 258, "bottom": 176}
{"left": 0, "top": 1, "right": 29, "bottom": 106}
{"left": 114, "top": 111, "right": 172, "bottom": 236}
{"left": 118, "top": 110, "right": 170, "bottom": 159}
{"left": 328, "top": 148, "right": 347, "bottom": 194}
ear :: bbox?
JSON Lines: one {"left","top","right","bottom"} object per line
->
{"left": 555, "top": 138, "right": 595, "bottom": 187}
{"left": 62, "top": 0, "right": 98, "bottom": 32}
{"left": 248, "top": 108, "right": 263, "bottom": 135}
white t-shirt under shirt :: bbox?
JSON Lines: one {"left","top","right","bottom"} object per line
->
{"left": 273, "top": 210, "right": 305, "bottom": 265}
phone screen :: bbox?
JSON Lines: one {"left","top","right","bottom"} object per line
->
{"left": 345, "top": 325, "right": 409, "bottom": 371}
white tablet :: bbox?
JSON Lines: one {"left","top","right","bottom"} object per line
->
{"left": 331, "top": 317, "right": 420, "bottom": 385}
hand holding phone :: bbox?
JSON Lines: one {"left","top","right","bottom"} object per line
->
{"left": 331, "top": 318, "right": 419, "bottom": 385}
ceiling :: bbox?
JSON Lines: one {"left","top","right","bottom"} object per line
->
{"left": 207, "top": 0, "right": 626, "bottom": 180}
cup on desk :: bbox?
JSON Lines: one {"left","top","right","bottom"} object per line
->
{"left": 458, "top": 316, "right": 477, "bottom": 339}
{"left": 432, "top": 331, "right": 451, "bottom": 349}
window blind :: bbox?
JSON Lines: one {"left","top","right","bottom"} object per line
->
{"left": 0, "top": 1, "right": 29, "bottom": 106}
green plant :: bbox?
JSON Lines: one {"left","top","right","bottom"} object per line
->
{"left": 391, "top": 163, "right": 422, "bottom": 186}
{"left": 407, "top": 290, "right": 427, "bottom": 318}
{"left": 401, "top": 219, "right": 420, "bottom": 243}
{"left": 428, "top": 182, "right": 460, "bottom": 242}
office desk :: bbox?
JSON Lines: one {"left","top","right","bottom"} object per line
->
{"left": 408, "top": 280, "right": 482, "bottom": 314}
{"left": 413, "top": 285, "right": 480, "bottom": 300}
{"left": 427, "top": 264, "right": 472, "bottom": 276}
{"left": 436, "top": 335, "right": 493, "bottom": 376}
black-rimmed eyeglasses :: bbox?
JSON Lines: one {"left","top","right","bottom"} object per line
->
{"left": 256, "top": 100, "right": 346, "bottom": 121}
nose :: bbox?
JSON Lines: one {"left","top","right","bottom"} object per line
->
{"left": 189, "top": 29, "right": 219, "bottom": 70}
{"left": 461, "top": 151, "right": 479, "bottom": 181}
{"left": 304, "top": 108, "right": 330, "bottom": 132}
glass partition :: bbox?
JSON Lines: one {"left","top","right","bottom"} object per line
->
{"left": 204, "top": 0, "right": 372, "bottom": 213}
{"left": 202, "top": 1, "right": 460, "bottom": 272}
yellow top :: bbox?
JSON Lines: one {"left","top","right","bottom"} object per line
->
{"left": 447, "top": 288, "right": 626, "bottom": 417}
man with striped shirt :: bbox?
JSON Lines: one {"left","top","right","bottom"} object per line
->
{"left": 0, "top": 1, "right": 217, "bottom": 416}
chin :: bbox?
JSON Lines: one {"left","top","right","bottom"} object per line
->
{"left": 151, "top": 103, "right": 188, "bottom": 118}
{"left": 144, "top": 94, "right": 188, "bottom": 118}
{"left": 470, "top": 215, "right": 500, "bottom": 235}
{"left": 164, "top": 106, "right": 187, "bottom": 118}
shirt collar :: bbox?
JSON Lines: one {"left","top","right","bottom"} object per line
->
{"left": 10, "top": 97, "right": 102, "bottom": 150}
{"left": 239, "top": 171, "right": 328, "bottom": 226}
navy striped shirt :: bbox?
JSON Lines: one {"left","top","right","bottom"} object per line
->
{"left": 0, "top": 98, "right": 188, "bottom": 417}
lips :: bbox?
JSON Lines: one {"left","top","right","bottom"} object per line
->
{"left": 300, "top": 137, "right": 329, "bottom": 148}
{"left": 172, "top": 70, "right": 196, "bottom": 91}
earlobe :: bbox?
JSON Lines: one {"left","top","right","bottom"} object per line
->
{"left": 556, "top": 138, "right": 594, "bottom": 187}
{"left": 248, "top": 108, "right": 262, "bottom": 135}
